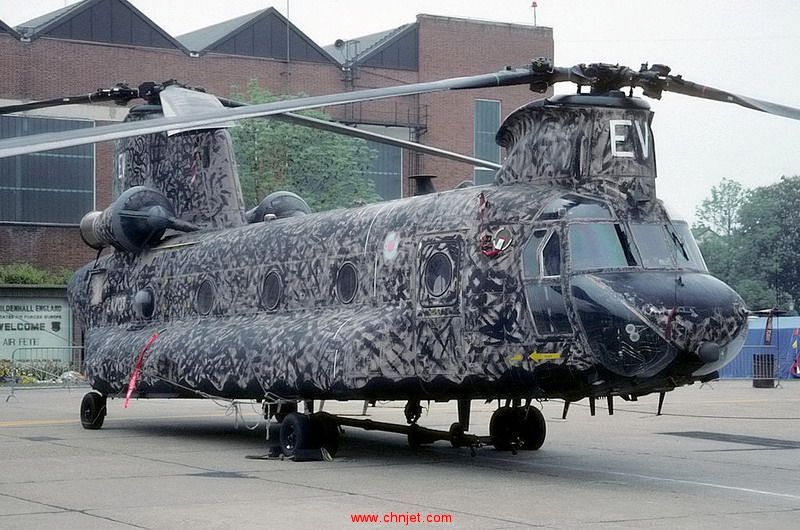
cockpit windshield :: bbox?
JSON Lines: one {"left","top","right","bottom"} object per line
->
{"left": 566, "top": 221, "right": 707, "bottom": 273}
{"left": 569, "top": 223, "right": 638, "bottom": 271}
{"left": 671, "top": 222, "right": 708, "bottom": 271}
{"left": 629, "top": 222, "right": 707, "bottom": 271}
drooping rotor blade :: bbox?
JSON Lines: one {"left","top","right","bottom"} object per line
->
{"left": 631, "top": 64, "right": 800, "bottom": 121}
{"left": 662, "top": 77, "right": 800, "bottom": 121}
{"left": 269, "top": 113, "right": 502, "bottom": 170}
{"left": 0, "top": 85, "right": 139, "bottom": 115}
{"left": 0, "top": 62, "right": 567, "bottom": 160}
{"left": 217, "top": 95, "right": 501, "bottom": 169}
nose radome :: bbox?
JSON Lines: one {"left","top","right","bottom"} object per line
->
{"left": 572, "top": 272, "right": 748, "bottom": 378}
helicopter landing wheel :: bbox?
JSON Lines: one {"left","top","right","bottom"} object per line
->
{"left": 489, "top": 406, "right": 517, "bottom": 450}
{"left": 80, "top": 391, "right": 107, "bottom": 430}
{"left": 279, "top": 412, "right": 313, "bottom": 458}
{"left": 517, "top": 405, "right": 546, "bottom": 450}
{"left": 489, "top": 405, "right": 547, "bottom": 451}
{"left": 310, "top": 413, "right": 340, "bottom": 458}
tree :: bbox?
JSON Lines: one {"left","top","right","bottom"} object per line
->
{"left": 694, "top": 178, "right": 748, "bottom": 285}
{"left": 736, "top": 176, "right": 800, "bottom": 312}
{"left": 230, "top": 81, "right": 380, "bottom": 212}
{"left": 695, "top": 178, "right": 747, "bottom": 237}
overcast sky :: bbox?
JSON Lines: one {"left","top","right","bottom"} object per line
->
{"left": 1, "top": 0, "right": 798, "bottom": 223}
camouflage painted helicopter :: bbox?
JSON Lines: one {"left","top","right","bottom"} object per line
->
{"left": 1, "top": 60, "right": 798, "bottom": 459}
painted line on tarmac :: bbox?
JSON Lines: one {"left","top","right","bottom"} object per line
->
{"left": 0, "top": 413, "right": 255, "bottom": 428}
{"left": 492, "top": 457, "right": 800, "bottom": 501}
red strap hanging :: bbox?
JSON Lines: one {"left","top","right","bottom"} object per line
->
{"left": 125, "top": 332, "right": 159, "bottom": 409}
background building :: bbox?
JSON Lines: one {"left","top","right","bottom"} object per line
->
{"left": 0, "top": 0, "right": 551, "bottom": 362}
{"left": 0, "top": 0, "right": 553, "bottom": 273}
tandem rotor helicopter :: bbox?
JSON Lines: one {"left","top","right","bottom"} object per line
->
{"left": 1, "top": 59, "right": 798, "bottom": 459}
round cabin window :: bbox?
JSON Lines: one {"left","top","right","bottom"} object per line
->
{"left": 424, "top": 252, "right": 453, "bottom": 297}
{"left": 133, "top": 287, "right": 156, "bottom": 319}
{"left": 260, "top": 271, "right": 283, "bottom": 311}
{"left": 195, "top": 278, "right": 216, "bottom": 315}
{"left": 336, "top": 262, "right": 358, "bottom": 304}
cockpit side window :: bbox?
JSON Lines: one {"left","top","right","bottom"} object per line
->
{"left": 542, "top": 230, "right": 561, "bottom": 277}
{"left": 522, "top": 229, "right": 547, "bottom": 279}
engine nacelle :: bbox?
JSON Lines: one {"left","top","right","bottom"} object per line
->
{"left": 245, "top": 191, "right": 311, "bottom": 223}
{"left": 80, "top": 186, "right": 177, "bottom": 253}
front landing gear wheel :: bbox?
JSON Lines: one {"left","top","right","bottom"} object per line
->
{"left": 518, "top": 406, "right": 546, "bottom": 450}
{"left": 80, "top": 392, "right": 106, "bottom": 430}
{"left": 279, "top": 412, "right": 312, "bottom": 458}
{"left": 489, "top": 406, "right": 517, "bottom": 450}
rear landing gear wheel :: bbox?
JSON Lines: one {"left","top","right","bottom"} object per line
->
{"left": 279, "top": 412, "right": 312, "bottom": 458}
{"left": 310, "top": 413, "right": 340, "bottom": 458}
{"left": 80, "top": 392, "right": 106, "bottom": 430}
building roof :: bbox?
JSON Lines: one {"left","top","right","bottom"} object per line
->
{"left": 0, "top": 18, "right": 21, "bottom": 39}
{"left": 177, "top": 10, "right": 265, "bottom": 52}
{"left": 16, "top": 3, "right": 78, "bottom": 35}
{"left": 176, "top": 7, "right": 337, "bottom": 64}
{"left": 324, "top": 23, "right": 416, "bottom": 67}
{"left": 15, "top": 0, "right": 187, "bottom": 51}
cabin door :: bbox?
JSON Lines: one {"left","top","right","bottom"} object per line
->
{"left": 414, "top": 234, "right": 465, "bottom": 379}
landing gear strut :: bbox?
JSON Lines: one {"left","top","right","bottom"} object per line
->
{"left": 489, "top": 405, "right": 546, "bottom": 451}
{"left": 80, "top": 391, "right": 107, "bottom": 430}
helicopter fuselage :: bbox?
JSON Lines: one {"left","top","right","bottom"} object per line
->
{"left": 67, "top": 180, "right": 748, "bottom": 405}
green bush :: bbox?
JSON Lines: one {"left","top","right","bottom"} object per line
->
{"left": 0, "top": 263, "right": 73, "bottom": 285}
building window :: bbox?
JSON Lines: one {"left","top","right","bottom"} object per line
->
{"left": 0, "top": 115, "right": 95, "bottom": 224}
{"left": 365, "top": 140, "right": 402, "bottom": 200}
{"left": 474, "top": 99, "right": 500, "bottom": 185}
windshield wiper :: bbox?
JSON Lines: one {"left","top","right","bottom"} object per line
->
{"left": 665, "top": 224, "right": 689, "bottom": 261}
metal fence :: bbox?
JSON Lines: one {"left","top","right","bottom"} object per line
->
{"left": 3, "top": 346, "right": 87, "bottom": 401}
{"left": 718, "top": 343, "right": 798, "bottom": 386}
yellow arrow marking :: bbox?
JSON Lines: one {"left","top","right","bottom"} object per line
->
{"left": 529, "top": 352, "right": 561, "bottom": 362}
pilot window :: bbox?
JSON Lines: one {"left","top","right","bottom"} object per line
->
{"left": 629, "top": 224, "right": 675, "bottom": 269}
{"left": 522, "top": 229, "right": 547, "bottom": 279}
{"left": 542, "top": 230, "right": 561, "bottom": 277}
{"left": 569, "top": 223, "right": 638, "bottom": 271}
{"left": 671, "top": 222, "right": 708, "bottom": 271}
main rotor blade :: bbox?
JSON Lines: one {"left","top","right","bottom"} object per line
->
{"left": 663, "top": 76, "right": 800, "bottom": 121}
{"left": 0, "top": 85, "right": 139, "bottom": 115}
{"left": 0, "top": 66, "right": 560, "bottom": 160}
{"left": 263, "top": 113, "right": 503, "bottom": 170}
{"left": 220, "top": 95, "right": 501, "bottom": 168}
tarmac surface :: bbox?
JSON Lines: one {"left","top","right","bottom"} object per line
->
{"left": 2, "top": 380, "right": 800, "bottom": 529}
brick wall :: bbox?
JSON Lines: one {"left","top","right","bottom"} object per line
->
{"left": 0, "top": 17, "right": 553, "bottom": 272}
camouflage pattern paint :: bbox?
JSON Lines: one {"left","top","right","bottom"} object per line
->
{"left": 68, "top": 95, "right": 748, "bottom": 405}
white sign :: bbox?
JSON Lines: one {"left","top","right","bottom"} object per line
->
{"left": 0, "top": 297, "right": 72, "bottom": 361}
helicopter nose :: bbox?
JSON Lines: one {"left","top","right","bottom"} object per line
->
{"left": 571, "top": 272, "right": 748, "bottom": 378}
